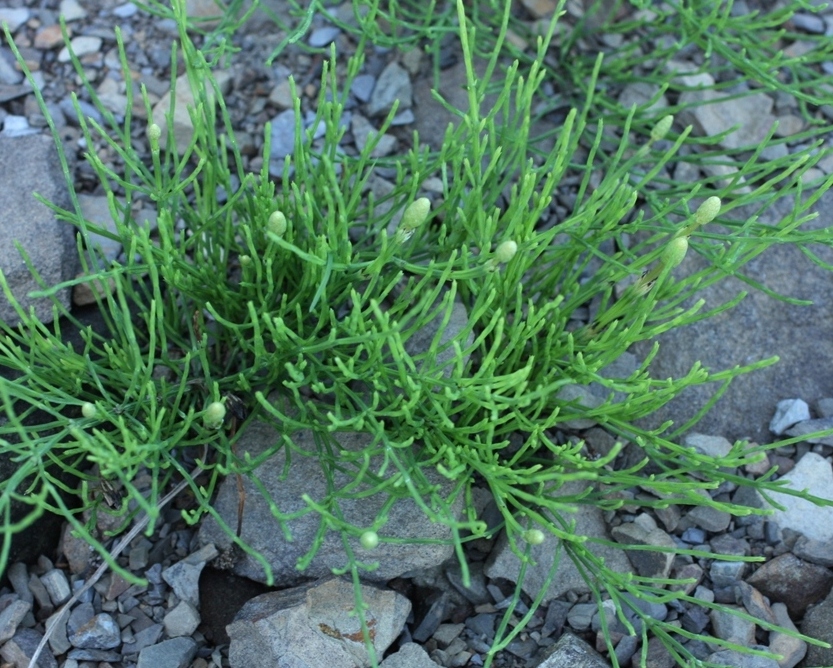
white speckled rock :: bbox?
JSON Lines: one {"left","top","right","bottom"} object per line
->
{"left": 769, "top": 399, "right": 810, "bottom": 436}
{"left": 765, "top": 452, "right": 833, "bottom": 542}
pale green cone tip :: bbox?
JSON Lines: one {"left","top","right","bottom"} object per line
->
{"left": 267, "top": 210, "right": 287, "bottom": 236}
{"left": 204, "top": 401, "right": 226, "bottom": 429}
{"left": 400, "top": 197, "right": 431, "bottom": 232}
{"left": 524, "top": 529, "right": 546, "bottom": 545}
{"left": 694, "top": 196, "right": 721, "bottom": 226}
{"left": 147, "top": 123, "right": 162, "bottom": 143}
{"left": 661, "top": 236, "right": 689, "bottom": 269}
{"left": 651, "top": 115, "right": 674, "bottom": 143}
{"left": 495, "top": 240, "right": 518, "bottom": 264}
{"left": 360, "top": 531, "right": 379, "bottom": 550}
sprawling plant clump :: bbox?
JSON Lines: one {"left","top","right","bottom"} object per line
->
{"left": 3, "top": 0, "right": 833, "bottom": 665}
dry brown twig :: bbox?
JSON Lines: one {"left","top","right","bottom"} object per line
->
{"left": 27, "top": 457, "right": 205, "bottom": 668}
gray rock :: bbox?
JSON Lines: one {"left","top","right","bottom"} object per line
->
{"left": 709, "top": 560, "right": 746, "bottom": 588}
{"left": 617, "top": 82, "right": 667, "bottom": 113}
{"left": 149, "top": 71, "right": 232, "bottom": 154}
{"left": 136, "top": 637, "right": 198, "bottom": 668}
{"left": 124, "top": 623, "right": 163, "bottom": 654}
{"left": 67, "top": 602, "right": 94, "bottom": 636}
{"left": 554, "top": 384, "right": 603, "bottom": 429}
{"left": 706, "top": 649, "right": 780, "bottom": 668}
{"left": 554, "top": 353, "right": 639, "bottom": 429}
{"left": 671, "top": 563, "right": 704, "bottom": 595}
{"left": 683, "top": 433, "right": 733, "bottom": 459}
{"left": 28, "top": 573, "right": 52, "bottom": 610}
{"left": 0, "top": 46, "right": 24, "bottom": 85}
{"left": 0, "top": 134, "right": 78, "bottom": 327}
{"left": 792, "top": 534, "right": 833, "bottom": 566}
{"left": 675, "top": 67, "right": 776, "bottom": 150}
{"left": 379, "top": 642, "right": 438, "bottom": 667}
{"left": 0, "top": 9, "right": 30, "bottom": 33}
{"left": 66, "top": 648, "right": 121, "bottom": 661}
{"left": 610, "top": 522, "right": 675, "bottom": 579}
{"left": 642, "top": 635, "right": 676, "bottom": 668}
{"left": 367, "top": 61, "right": 412, "bottom": 117}
{"left": 67, "top": 612, "right": 121, "bottom": 650}
{"left": 0, "top": 598, "right": 31, "bottom": 644}
{"left": 736, "top": 581, "right": 775, "bottom": 625}
{"left": 351, "top": 113, "right": 397, "bottom": 158}
{"left": 694, "top": 585, "right": 715, "bottom": 603}
{"left": 227, "top": 578, "right": 409, "bottom": 668}
{"left": 399, "top": 288, "right": 474, "bottom": 379}
{"left": 591, "top": 600, "right": 627, "bottom": 637}
{"left": 536, "top": 631, "right": 610, "bottom": 668}
{"left": 391, "top": 109, "right": 415, "bottom": 126}
{"left": 59, "top": 0, "right": 87, "bottom": 21}
{"left": 112, "top": 2, "right": 138, "bottom": 18}
{"left": 412, "top": 592, "right": 449, "bottom": 642}
{"left": 746, "top": 552, "right": 833, "bottom": 618}
{"left": 0, "top": 627, "right": 58, "bottom": 668}
{"left": 432, "top": 623, "right": 464, "bottom": 648}
{"left": 163, "top": 601, "right": 200, "bottom": 638}
{"left": 57, "top": 36, "right": 101, "bottom": 61}
{"left": 816, "top": 397, "right": 833, "bottom": 418}
{"left": 350, "top": 74, "right": 375, "bottom": 103}
{"left": 768, "top": 602, "right": 806, "bottom": 668}
{"left": 765, "top": 521, "right": 783, "bottom": 545}
{"left": 769, "top": 399, "right": 810, "bottom": 435}
{"left": 413, "top": 58, "right": 480, "bottom": 150}
{"left": 61, "top": 523, "right": 94, "bottom": 575}
{"left": 199, "top": 406, "right": 462, "bottom": 584}
{"left": 161, "top": 543, "right": 217, "bottom": 608}
{"left": 7, "top": 563, "right": 32, "bottom": 603}
{"left": 763, "top": 452, "right": 833, "bottom": 542}
{"left": 59, "top": 97, "right": 103, "bottom": 127}
{"left": 618, "top": 593, "right": 668, "bottom": 634}
{"left": 307, "top": 25, "right": 340, "bottom": 47}
{"left": 44, "top": 607, "right": 71, "bottom": 655}
{"left": 801, "top": 586, "right": 833, "bottom": 666}
{"left": 41, "top": 568, "right": 71, "bottom": 606}
{"left": 542, "top": 600, "right": 571, "bottom": 638}
{"left": 791, "top": 12, "right": 826, "bottom": 33}
{"left": 687, "top": 505, "right": 732, "bottom": 532}
{"left": 681, "top": 605, "right": 710, "bottom": 634}
{"left": 567, "top": 603, "right": 598, "bottom": 632}
{"left": 466, "top": 611, "right": 497, "bottom": 640}
{"left": 615, "top": 634, "right": 639, "bottom": 665}
{"left": 485, "top": 482, "right": 632, "bottom": 604}
{"left": 445, "top": 561, "right": 491, "bottom": 605}
{"left": 710, "top": 533, "right": 750, "bottom": 556}
{"left": 630, "top": 192, "right": 833, "bottom": 445}
{"left": 76, "top": 194, "right": 124, "bottom": 263}
{"left": 2, "top": 115, "right": 37, "bottom": 137}
{"left": 710, "top": 605, "right": 756, "bottom": 646}
{"left": 785, "top": 417, "right": 833, "bottom": 446}
{"left": 681, "top": 527, "right": 706, "bottom": 545}
{"left": 268, "top": 108, "right": 297, "bottom": 175}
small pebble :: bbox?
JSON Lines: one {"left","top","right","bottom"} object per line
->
{"left": 112, "top": 2, "right": 138, "bottom": 18}
{"left": 308, "top": 26, "right": 340, "bottom": 48}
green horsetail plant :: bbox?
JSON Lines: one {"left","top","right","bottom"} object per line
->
{"left": 3, "top": 0, "right": 833, "bottom": 667}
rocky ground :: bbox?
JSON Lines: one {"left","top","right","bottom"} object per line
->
{"left": 3, "top": 0, "right": 833, "bottom": 667}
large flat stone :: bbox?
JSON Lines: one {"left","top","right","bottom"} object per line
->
{"left": 484, "top": 481, "right": 633, "bottom": 604}
{"left": 199, "top": 403, "right": 463, "bottom": 584}
{"left": 763, "top": 452, "right": 833, "bottom": 542}
{"left": 631, "top": 192, "right": 833, "bottom": 444}
{"left": 0, "top": 134, "right": 77, "bottom": 327}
